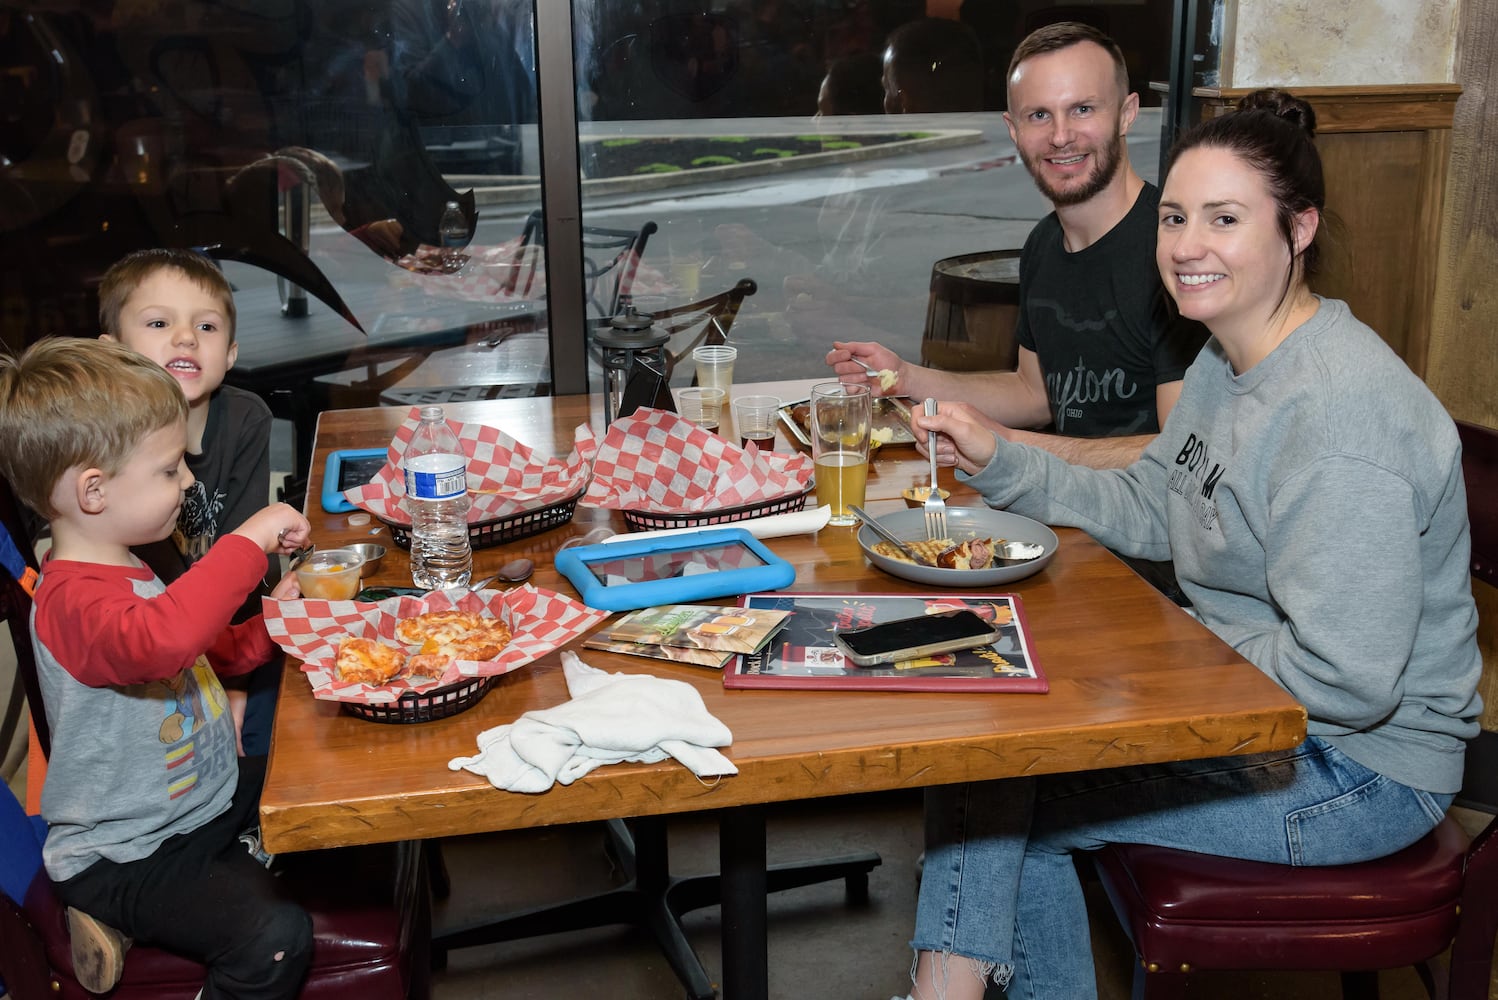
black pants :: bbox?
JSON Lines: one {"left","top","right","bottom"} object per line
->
{"left": 53, "top": 755, "right": 312, "bottom": 1000}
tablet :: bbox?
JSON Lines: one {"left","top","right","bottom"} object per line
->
{"left": 554, "top": 527, "right": 795, "bottom": 612}
{"left": 321, "top": 447, "right": 390, "bottom": 514}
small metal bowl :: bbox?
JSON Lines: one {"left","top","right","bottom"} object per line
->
{"left": 345, "top": 542, "right": 387, "bottom": 578}
{"left": 901, "top": 485, "right": 951, "bottom": 509}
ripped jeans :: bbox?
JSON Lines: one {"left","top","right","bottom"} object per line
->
{"left": 912, "top": 736, "right": 1452, "bottom": 999}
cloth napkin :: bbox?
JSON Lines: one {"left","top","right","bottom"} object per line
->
{"left": 448, "top": 652, "right": 739, "bottom": 793}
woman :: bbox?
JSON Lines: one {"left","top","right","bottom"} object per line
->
{"left": 895, "top": 89, "right": 1482, "bottom": 1000}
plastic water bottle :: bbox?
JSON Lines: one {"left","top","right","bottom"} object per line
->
{"left": 438, "top": 200, "right": 467, "bottom": 270}
{"left": 402, "top": 405, "right": 472, "bottom": 590}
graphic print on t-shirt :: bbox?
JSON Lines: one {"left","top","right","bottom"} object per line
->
{"left": 172, "top": 481, "right": 227, "bottom": 561}
{"left": 156, "top": 658, "right": 234, "bottom": 800}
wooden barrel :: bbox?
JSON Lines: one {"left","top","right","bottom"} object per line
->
{"left": 921, "top": 249, "right": 1022, "bottom": 372}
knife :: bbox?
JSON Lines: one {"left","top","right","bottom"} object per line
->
{"left": 849, "top": 505, "right": 936, "bottom": 567}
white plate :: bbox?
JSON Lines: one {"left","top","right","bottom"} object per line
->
{"left": 856, "top": 507, "right": 1059, "bottom": 587}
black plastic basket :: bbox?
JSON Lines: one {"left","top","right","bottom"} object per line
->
{"left": 620, "top": 481, "right": 814, "bottom": 532}
{"left": 383, "top": 489, "right": 582, "bottom": 551}
{"left": 340, "top": 674, "right": 497, "bottom": 724}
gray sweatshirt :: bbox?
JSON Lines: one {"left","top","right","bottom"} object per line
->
{"left": 965, "top": 297, "right": 1481, "bottom": 793}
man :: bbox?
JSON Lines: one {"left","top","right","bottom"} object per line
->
{"left": 829, "top": 21, "right": 1208, "bottom": 469}
{"left": 881, "top": 17, "right": 985, "bottom": 115}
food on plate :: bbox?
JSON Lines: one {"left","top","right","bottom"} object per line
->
{"left": 872, "top": 537, "right": 1001, "bottom": 570}
{"left": 876, "top": 368, "right": 898, "bottom": 393}
{"left": 335, "top": 637, "right": 407, "bottom": 685}
{"left": 790, "top": 403, "right": 812, "bottom": 433}
{"left": 870, "top": 426, "right": 896, "bottom": 446}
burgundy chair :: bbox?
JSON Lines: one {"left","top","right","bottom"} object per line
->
{"left": 0, "top": 475, "right": 433, "bottom": 1000}
{"left": 1094, "top": 419, "right": 1498, "bottom": 1000}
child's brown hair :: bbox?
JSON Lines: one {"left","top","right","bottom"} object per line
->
{"left": 98, "top": 248, "right": 238, "bottom": 341}
{"left": 0, "top": 337, "right": 187, "bottom": 518}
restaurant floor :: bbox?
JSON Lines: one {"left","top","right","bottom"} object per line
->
{"left": 427, "top": 788, "right": 1480, "bottom": 999}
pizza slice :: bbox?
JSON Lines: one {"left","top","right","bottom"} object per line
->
{"left": 401, "top": 615, "right": 514, "bottom": 677}
{"left": 394, "top": 610, "right": 487, "bottom": 647}
{"left": 334, "top": 636, "right": 407, "bottom": 686}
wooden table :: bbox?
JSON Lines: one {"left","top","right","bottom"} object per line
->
{"left": 262, "top": 384, "right": 1307, "bottom": 998}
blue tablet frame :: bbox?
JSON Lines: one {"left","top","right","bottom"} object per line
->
{"left": 554, "top": 527, "right": 795, "bottom": 612}
{"left": 321, "top": 447, "right": 389, "bottom": 514}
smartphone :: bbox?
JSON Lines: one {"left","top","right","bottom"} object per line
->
{"left": 833, "top": 609, "right": 999, "bottom": 667}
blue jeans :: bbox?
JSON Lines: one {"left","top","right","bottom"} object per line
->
{"left": 913, "top": 737, "right": 1452, "bottom": 999}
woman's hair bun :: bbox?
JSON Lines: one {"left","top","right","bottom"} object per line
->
{"left": 1236, "top": 87, "right": 1317, "bottom": 138}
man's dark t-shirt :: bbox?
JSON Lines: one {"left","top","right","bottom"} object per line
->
{"left": 1015, "top": 182, "right": 1208, "bottom": 437}
{"left": 1013, "top": 183, "right": 1209, "bottom": 603}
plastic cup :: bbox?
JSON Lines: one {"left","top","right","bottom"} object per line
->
{"left": 732, "top": 394, "right": 780, "bottom": 451}
{"left": 810, "top": 381, "right": 871, "bottom": 526}
{"left": 677, "top": 387, "right": 726, "bottom": 432}
{"left": 295, "top": 548, "right": 366, "bottom": 601}
{"left": 692, "top": 345, "right": 737, "bottom": 396}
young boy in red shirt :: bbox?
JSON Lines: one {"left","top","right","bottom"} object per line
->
{"left": 0, "top": 336, "right": 312, "bottom": 998}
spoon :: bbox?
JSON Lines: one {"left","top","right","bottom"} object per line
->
{"left": 470, "top": 557, "right": 535, "bottom": 592}
{"left": 287, "top": 543, "right": 316, "bottom": 570}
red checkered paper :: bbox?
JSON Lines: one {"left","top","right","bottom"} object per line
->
{"left": 582, "top": 407, "right": 813, "bottom": 514}
{"left": 343, "top": 408, "right": 598, "bottom": 525}
{"left": 263, "top": 585, "right": 609, "bottom": 705}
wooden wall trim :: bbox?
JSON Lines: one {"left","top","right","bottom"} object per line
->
{"left": 1193, "top": 84, "right": 1460, "bottom": 133}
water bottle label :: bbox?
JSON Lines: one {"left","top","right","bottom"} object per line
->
{"left": 404, "top": 453, "right": 468, "bottom": 500}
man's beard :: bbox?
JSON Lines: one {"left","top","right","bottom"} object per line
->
{"left": 1021, "top": 129, "right": 1124, "bottom": 207}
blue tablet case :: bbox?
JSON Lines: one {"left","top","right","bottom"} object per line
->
{"left": 555, "top": 527, "right": 795, "bottom": 612}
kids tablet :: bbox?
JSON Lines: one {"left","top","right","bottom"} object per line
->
{"left": 321, "top": 447, "right": 389, "bottom": 514}
{"left": 555, "top": 527, "right": 795, "bottom": 612}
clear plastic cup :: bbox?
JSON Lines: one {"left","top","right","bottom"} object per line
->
{"left": 692, "top": 345, "right": 737, "bottom": 396}
{"left": 678, "top": 386, "right": 726, "bottom": 432}
{"left": 295, "top": 548, "right": 366, "bottom": 601}
{"left": 732, "top": 393, "right": 781, "bottom": 451}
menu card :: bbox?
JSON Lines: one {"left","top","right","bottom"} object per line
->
{"left": 583, "top": 603, "right": 791, "bottom": 669}
{"left": 723, "top": 592, "right": 1047, "bottom": 693}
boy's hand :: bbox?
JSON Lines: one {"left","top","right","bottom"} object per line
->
{"left": 269, "top": 570, "right": 301, "bottom": 601}
{"left": 233, "top": 503, "right": 311, "bottom": 555}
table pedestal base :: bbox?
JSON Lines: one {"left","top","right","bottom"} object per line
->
{"left": 431, "top": 811, "right": 881, "bottom": 999}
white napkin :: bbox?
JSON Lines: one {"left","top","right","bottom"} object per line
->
{"left": 596, "top": 505, "right": 832, "bottom": 546}
{"left": 448, "top": 652, "right": 739, "bottom": 793}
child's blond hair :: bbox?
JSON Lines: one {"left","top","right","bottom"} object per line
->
{"left": 0, "top": 337, "right": 188, "bottom": 518}
{"left": 97, "top": 248, "right": 238, "bottom": 342}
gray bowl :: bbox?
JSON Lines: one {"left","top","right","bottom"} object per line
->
{"left": 346, "top": 542, "right": 387, "bottom": 578}
{"left": 856, "top": 507, "right": 1059, "bottom": 587}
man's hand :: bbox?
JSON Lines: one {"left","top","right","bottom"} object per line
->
{"left": 234, "top": 504, "right": 311, "bottom": 555}
{"left": 910, "top": 401, "right": 1000, "bottom": 476}
{"left": 825, "top": 340, "right": 905, "bottom": 396}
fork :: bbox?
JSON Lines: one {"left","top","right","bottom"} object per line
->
{"left": 922, "top": 398, "right": 948, "bottom": 541}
